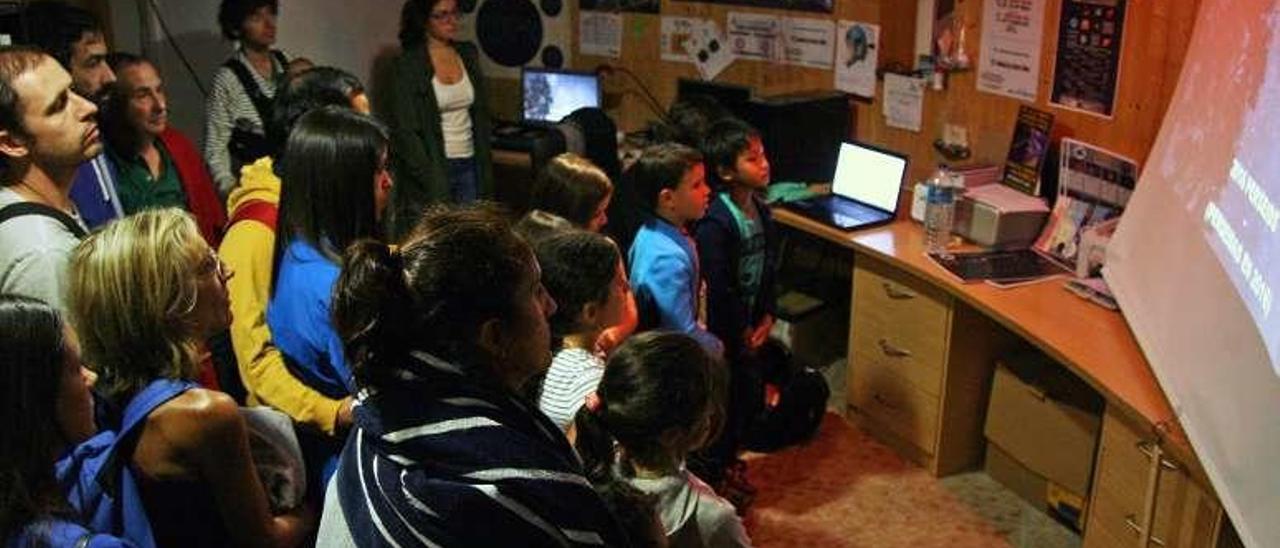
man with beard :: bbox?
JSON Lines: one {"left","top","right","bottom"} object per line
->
{"left": 21, "top": 2, "right": 122, "bottom": 229}
{"left": 99, "top": 53, "right": 225, "bottom": 246}
{"left": 0, "top": 47, "right": 102, "bottom": 312}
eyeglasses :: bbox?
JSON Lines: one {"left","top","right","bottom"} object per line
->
{"left": 201, "top": 248, "right": 229, "bottom": 282}
{"left": 430, "top": 9, "right": 460, "bottom": 21}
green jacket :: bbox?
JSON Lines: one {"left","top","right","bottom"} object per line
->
{"left": 384, "top": 41, "right": 494, "bottom": 238}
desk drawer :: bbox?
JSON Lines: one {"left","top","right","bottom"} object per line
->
{"left": 851, "top": 305, "right": 947, "bottom": 396}
{"left": 853, "top": 260, "right": 952, "bottom": 333}
{"left": 850, "top": 360, "right": 939, "bottom": 454}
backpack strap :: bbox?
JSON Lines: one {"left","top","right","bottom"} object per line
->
{"left": 227, "top": 199, "right": 278, "bottom": 232}
{"left": 223, "top": 58, "right": 275, "bottom": 126}
{"left": 0, "top": 202, "right": 88, "bottom": 239}
{"left": 120, "top": 379, "right": 200, "bottom": 437}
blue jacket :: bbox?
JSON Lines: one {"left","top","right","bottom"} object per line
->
{"left": 266, "top": 240, "right": 352, "bottom": 399}
{"left": 628, "top": 217, "right": 724, "bottom": 358}
{"left": 694, "top": 193, "right": 779, "bottom": 360}
{"left": 69, "top": 155, "right": 124, "bottom": 229}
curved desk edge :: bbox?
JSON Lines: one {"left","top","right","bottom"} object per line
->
{"left": 774, "top": 210, "right": 1191, "bottom": 460}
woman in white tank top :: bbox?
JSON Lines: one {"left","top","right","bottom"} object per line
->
{"left": 384, "top": 0, "right": 495, "bottom": 238}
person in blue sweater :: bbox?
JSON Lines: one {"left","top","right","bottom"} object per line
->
{"left": 627, "top": 142, "right": 723, "bottom": 360}
{"left": 267, "top": 106, "right": 391, "bottom": 491}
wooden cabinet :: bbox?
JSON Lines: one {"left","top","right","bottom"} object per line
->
{"left": 846, "top": 255, "right": 1015, "bottom": 476}
{"left": 1083, "top": 409, "right": 1224, "bottom": 548}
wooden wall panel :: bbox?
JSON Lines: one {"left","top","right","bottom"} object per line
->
{"left": 567, "top": 0, "right": 1200, "bottom": 188}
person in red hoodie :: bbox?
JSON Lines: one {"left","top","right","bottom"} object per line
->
{"left": 100, "top": 52, "right": 226, "bottom": 246}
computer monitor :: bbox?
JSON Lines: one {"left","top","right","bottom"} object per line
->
{"left": 521, "top": 67, "right": 602, "bottom": 124}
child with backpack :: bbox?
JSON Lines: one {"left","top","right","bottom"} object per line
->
{"left": 575, "top": 331, "right": 752, "bottom": 548}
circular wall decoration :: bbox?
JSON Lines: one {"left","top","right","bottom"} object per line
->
{"left": 461, "top": 0, "right": 570, "bottom": 78}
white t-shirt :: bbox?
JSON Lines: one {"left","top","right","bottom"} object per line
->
{"left": 433, "top": 70, "right": 475, "bottom": 159}
{"left": 537, "top": 347, "right": 606, "bottom": 432}
{"left": 0, "top": 188, "right": 86, "bottom": 313}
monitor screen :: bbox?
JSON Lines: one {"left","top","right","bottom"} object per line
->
{"left": 831, "top": 141, "right": 908, "bottom": 212}
{"left": 522, "top": 68, "right": 601, "bottom": 124}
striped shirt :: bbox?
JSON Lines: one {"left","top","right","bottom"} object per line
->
{"left": 203, "top": 49, "right": 284, "bottom": 195}
{"left": 538, "top": 347, "right": 606, "bottom": 432}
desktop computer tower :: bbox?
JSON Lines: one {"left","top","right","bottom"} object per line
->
{"left": 743, "top": 91, "right": 853, "bottom": 184}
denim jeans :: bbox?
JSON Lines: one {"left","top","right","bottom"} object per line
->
{"left": 447, "top": 157, "right": 478, "bottom": 204}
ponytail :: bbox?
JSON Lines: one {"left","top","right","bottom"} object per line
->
{"left": 333, "top": 239, "right": 414, "bottom": 389}
{"left": 573, "top": 402, "right": 621, "bottom": 483}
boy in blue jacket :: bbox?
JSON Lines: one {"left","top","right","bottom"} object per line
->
{"left": 627, "top": 143, "right": 724, "bottom": 359}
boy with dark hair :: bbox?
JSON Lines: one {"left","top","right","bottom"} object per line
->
{"left": 691, "top": 117, "right": 778, "bottom": 507}
{"left": 627, "top": 142, "right": 723, "bottom": 359}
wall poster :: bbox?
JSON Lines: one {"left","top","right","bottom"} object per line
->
{"left": 579, "top": 0, "right": 660, "bottom": 13}
{"left": 673, "top": 0, "right": 833, "bottom": 14}
{"left": 1049, "top": 0, "right": 1127, "bottom": 117}
{"left": 977, "top": 0, "right": 1047, "bottom": 101}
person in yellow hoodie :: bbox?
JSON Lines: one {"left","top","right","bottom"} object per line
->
{"left": 219, "top": 67, "right": 369, "bottom": 441}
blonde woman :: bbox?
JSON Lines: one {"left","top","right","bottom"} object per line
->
{"left": 67, "top": 209, "right": 311, "bottom": 548}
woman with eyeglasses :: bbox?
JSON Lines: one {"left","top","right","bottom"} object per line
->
{"left": 267, "top": 106, "right": 392, "bottom": 493}
{"left": 383, "top": 0, "right": 494, "bottom": 238}
{"left": 67, "top": 209, "right": 312, "bottom": 547}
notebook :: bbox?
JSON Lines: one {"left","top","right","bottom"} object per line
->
{"left": 781, "top": 140, "right": 908, "bottom": 231}
{"left": 520, "top": 67, "right": 601, "bottom": 125}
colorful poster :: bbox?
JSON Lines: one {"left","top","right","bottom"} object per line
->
{"left": 660, "top": 16, "right": 701, "bottom": 62}
{"left": 977, "top": 0, "right": 1048, "bottom": 101}
{"left": 673, "top": 0, "right": 833, "bottom": 14}
{"left": 579, "top": 0, "right": 659, "bottom": 13}
{"left": 1050, "top": 0, "right": 1127, "bottom": 117}
{"left": 728, "top": 12, "right": 782, "bottom": 61}
{"left": 834, "top": 21, "right": 878, "bottom": 98}
{"left": 1001, "top": 105, "right": 1054, "bottom": 195}
{"left": 579, "top": 12, "right": 623, "bottom": 58}
{"left": 782, "top": 17, "right": 834, "bottom": 69}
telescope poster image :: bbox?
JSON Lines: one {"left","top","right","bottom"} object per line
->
{"left": 673, "top": 0, "right": 834, "bottom": 14}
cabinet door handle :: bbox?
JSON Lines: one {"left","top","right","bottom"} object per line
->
{"left": 1136, "top": 441, "right": 1181, "bottom": 472}
{"left": 873, "top": 392, "right": 899, "bottom": 411}
{"left": 1123, "top": 515, "right": 1167, "bottom": 547}
{"left": 882, "top": 282, "right": 916, "bottom": 300}
{"left": 878, "top": 339, "right": 913, "bottom": 358}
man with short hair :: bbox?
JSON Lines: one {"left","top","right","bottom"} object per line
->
{"left": 0, "top": 47, "right": 102, "bottom": 311}
{"left": 101, "top": 53, "right": 225, "bottom": 245}
{"left": 22, "top": 1, "right": 123, "bottom": 228}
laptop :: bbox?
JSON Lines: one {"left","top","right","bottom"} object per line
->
{"left": 781, "top": 140, "right": 908, "bottom": 231}
{"left": 520, "top": 67, "right": 602, "bottom": 125}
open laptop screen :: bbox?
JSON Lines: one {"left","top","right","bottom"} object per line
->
{"left": 831, "top": 141, "right": 908, "bottom": 213}
{"left": 521, "top": 67, "right": 601, "bottom": 124}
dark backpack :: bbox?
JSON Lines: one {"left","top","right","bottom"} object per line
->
{"left": 742, "top": 342, "right": 830, "bottom": 452}
{"left": 55, "top": 379, "right": 198, "bottom": 548}
{"left": 223, "top": 51, "right": 287, "bottom": 167}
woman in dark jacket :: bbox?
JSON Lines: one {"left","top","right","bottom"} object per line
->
{"left": 384, "top": 0, "right": 494, "bottom": 238}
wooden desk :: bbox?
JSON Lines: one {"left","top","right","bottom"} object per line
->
{"left": 774, "top": 210, "right": 1232, "bottom": 547}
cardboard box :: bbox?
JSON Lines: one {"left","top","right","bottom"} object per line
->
{"left": 984, "top": 443, "right": 1089, "bottom": 531}
{"left": 984, "top": 353, "right": 1103, "bottom": 495}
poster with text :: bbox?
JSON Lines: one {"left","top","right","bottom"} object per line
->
{"left": 674, "top": 0, "right": 832, "bottom": 13}
{"left": 579, "top": 12, "right": 623, "bottom": 58}
{"left": 728, "top": 12, "right": 782, "bottom": 61}
{"left": 1050, "top": 0, "right": 1127, "bottom": 117}
{"left": 783, "top": 17, "right": 834, "bottom": 69}
{"left": 835, "top": 21, "right": 878, "bottom": 98}
{"left": 977, "top": 0, "right": 1047, "bottom": 101}
{"left": 579, "top": 0, "right": 659, "bottom": 13}
{"left": 687, "top": 19, "right": 735, "bottom": 80}
{"left": 883, "top": 74, "right": 926, "bottom": 132}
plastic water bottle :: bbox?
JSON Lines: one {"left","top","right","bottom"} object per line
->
{"left": 925, "top": 167, "right": 958, "bottom": 257}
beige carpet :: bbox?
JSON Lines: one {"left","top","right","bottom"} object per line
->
{"left": 742, "top": 413, "right": 1079, "bottom": 548}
